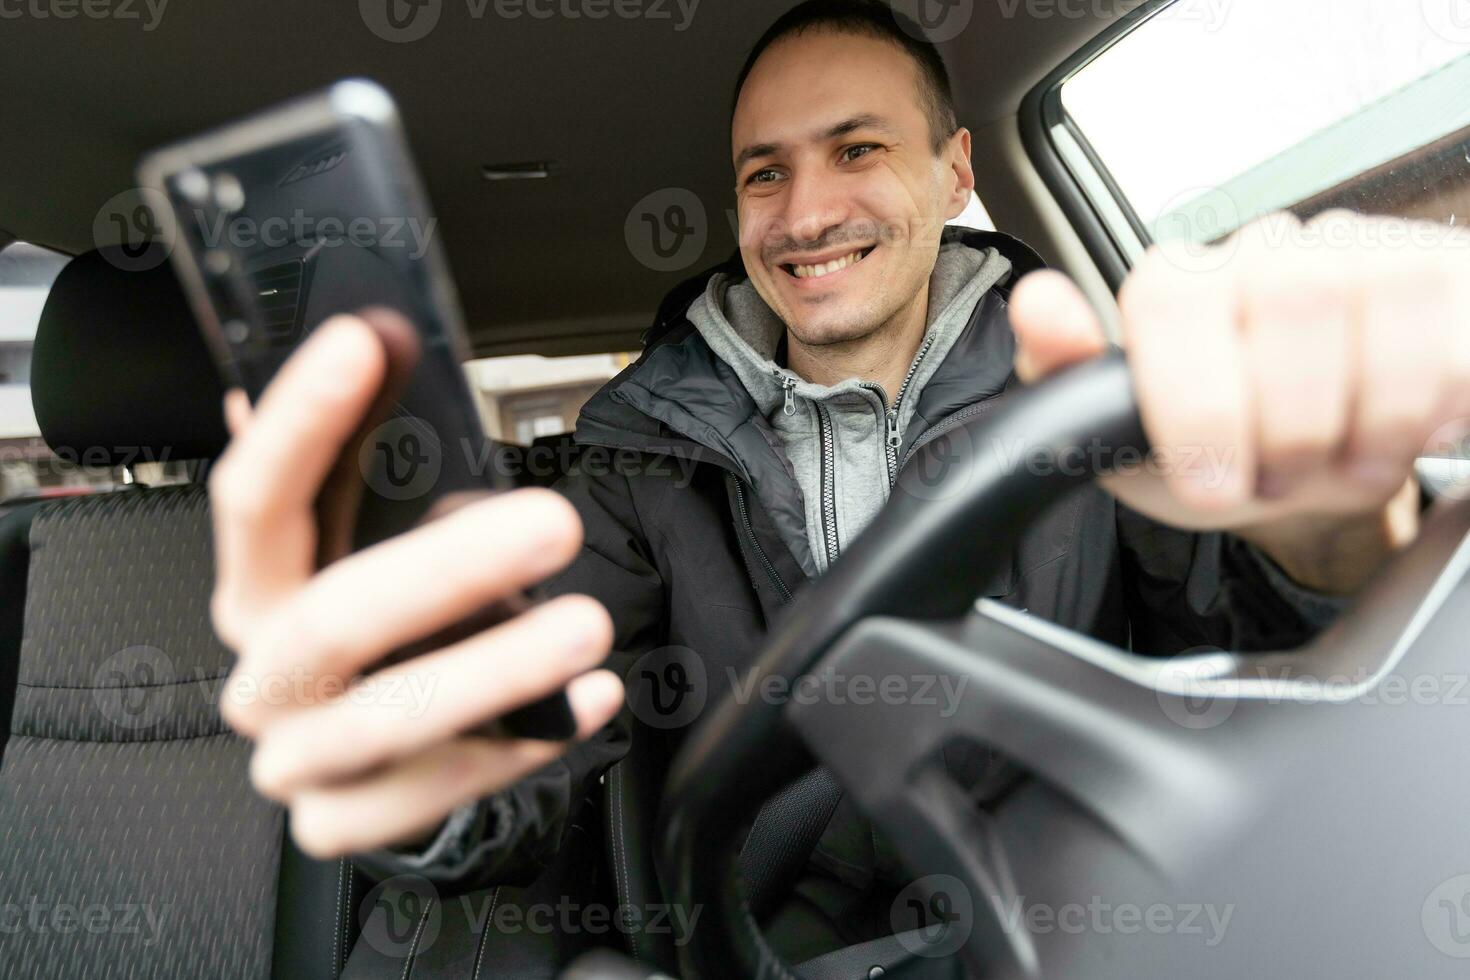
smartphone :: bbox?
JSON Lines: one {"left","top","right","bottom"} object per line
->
{"left": 139, "top": 79, "right": 575, "bottom": 740}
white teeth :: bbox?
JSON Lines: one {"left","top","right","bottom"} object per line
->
{"left": 791, "top": 250, "right": 865, "bottom": 279}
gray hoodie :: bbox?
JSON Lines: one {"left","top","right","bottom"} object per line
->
{"left": 686, "top": 243, "right": 1013, "bottom": 574}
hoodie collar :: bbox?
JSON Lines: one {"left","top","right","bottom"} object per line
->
{"left": 576, "top": 227, "right": 1045, "bottom": 465}
{"left": 571, "top": 228, "right": 1044, "bottom": 590}
{"left": 684, "top": 243, "right": 1013, "bottom": 424}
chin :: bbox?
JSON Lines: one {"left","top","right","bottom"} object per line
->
{"left": 785, "top": 314, "right": 880, "bottom": 348}
{"left": 749, "top": 268, "right": 890, "bottom": 347}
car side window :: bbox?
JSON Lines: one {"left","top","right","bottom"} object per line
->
{"left": 1055, "top": 0, "right": 1470, "bottom": 254}
{"left": 1, "top": 242, "right": 197, "bottom": 505}
{"left": 465, "top": 352, "right": 636, "bottom": 445}
{"left": 1043, "top": 0, "right": 1470, "bottom": 489}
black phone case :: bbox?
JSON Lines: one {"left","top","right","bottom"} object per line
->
{"left": 140, "top": 82, "right": 576, "bottom": 741}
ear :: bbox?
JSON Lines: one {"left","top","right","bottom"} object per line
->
{"left": 942, "top": 127, "right": 976, "bottom": 222}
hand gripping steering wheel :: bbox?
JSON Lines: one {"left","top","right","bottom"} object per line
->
{"left": 649, "top": 353, "right": 1470, "bottom": 979}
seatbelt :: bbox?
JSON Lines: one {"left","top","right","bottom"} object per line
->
{"left": 739, "top": 765, "right": 845, "bottom": 921}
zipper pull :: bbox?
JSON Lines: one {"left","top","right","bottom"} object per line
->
{"left": 779, "top": 374, "right": 798, "bottom": 416}
{"left": 885, "top": 407, "right": 901, "bottom": 448}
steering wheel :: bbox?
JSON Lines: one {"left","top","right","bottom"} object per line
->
{"left": 649, "top": 353, "right": 1470, "bottom": 979}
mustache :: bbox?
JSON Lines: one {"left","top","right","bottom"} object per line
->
{"left": 756, "top": 222, "right": 884, "bottom": 264}
{"left": 751, "top": 216, "right": 939, "bottom": 264}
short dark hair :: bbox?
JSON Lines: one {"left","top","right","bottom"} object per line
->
{"left": 731, "top": 0, "right": 960, "bottom": 154}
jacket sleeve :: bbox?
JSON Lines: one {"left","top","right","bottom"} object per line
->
{"left": 354, "top": 466, "right": 666, "bottom": 894}
{"left": 1116, "top": 502, "right": 1348, "bottom": 656}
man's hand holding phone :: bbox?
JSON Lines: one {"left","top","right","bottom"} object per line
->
{"left": 207, "top": 313, "right": 623, "bottom": 858}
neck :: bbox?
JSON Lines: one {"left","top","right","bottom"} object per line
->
{"left": 785, "top": 289, "right": 929, "bottom": 399}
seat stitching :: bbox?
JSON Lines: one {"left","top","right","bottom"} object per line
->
{"left": 608, "top": 765, "right": 625, "bottom": 905}
{"left": 332, "top": 858, "right": 345, "bottom": 978}
{"left": 471, "top": 887, "right": 500, "bottom": 980}
{"left": 342, "top": 861, "right": 356, "bottom": 975}
{"left": 400, "top": 897, "right": 433, "bottom": 980}
{"left": 612, "top": 764, "right": 641, "bottom": 961}
{"left": 611, "top": 765, "right": 628, "bottom": 942}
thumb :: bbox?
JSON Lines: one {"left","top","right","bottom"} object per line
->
{"left": 1008, "top": 270, "right": 1108, "bottom": 384}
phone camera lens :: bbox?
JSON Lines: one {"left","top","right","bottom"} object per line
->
{"left": 175, "top": 169, "right": 210, "bottom": 205}
{"left": 213, "top": 172, "right": 245, "bottom": 213}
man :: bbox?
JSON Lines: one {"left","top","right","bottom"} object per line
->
{"left": 210, "top": 0, "right": 1467, "bottom": 960}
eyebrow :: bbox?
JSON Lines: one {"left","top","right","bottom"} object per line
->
{"left": 733, "top": 113, "right": 897, "bottom": 173}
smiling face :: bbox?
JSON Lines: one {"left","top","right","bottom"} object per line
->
{"left": 731, "top": 29, "right": 975, "bottom": 350}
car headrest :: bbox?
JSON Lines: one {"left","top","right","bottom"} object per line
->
{"left": 31, "top": 245, "right": 229, "bottom": 467}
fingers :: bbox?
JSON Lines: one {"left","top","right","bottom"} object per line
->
{"left": 223, "top": 388, "right": 253, "bottom": 436}
{"left": 1007, "top": 270, "right": 1108, "bottom": 384}
{"left": 249, "top": 595, "right": 614, "bottom": 796}
{"left": 563, "top": 669, "right": 627, "bottom": 740}
{"left": 1120, "top": 245, "right": 1254, "bottom": 510}
{"left": 1234, "top": 228, "right": 1354, "bottom": 500}
{"left": 223, "top": 488, "right": 584, "bottom": 734}
{"left": 209, "top": 316, "right": 387, "bottom": 641}
{"left": 289, "top": 737, "right": 564, "bottom": 858}
{"left": 1111, "top": 210, "right": 1470, "bottom": 537}
{"left": 204, "top": 310, "right": 620, "bottom": 860}
{"left": 1345, "top": 247, "right": 1450, "bottom": 492}
{"left": 286, "top": 670, "right": 623, "bottom": 858}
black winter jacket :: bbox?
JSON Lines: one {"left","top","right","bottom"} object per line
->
{"left": 360, "top": 229, "right": 1339, "bottom": 902}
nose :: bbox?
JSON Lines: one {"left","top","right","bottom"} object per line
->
{"left": 781, "top": 167, "right": 848, "bottom": 248}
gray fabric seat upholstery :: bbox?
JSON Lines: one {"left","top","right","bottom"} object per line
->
{"left": 0, "top": 246, "right": 363, "bottom": 980}
{"left": 0, "top": 486, "right": 281, "bottom": 978}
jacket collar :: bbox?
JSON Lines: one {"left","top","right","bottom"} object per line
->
{"left": 684, "top": 242, "right": 1012, "bottom": 430}
{"left": 575, "top": 226, "right": 1044, "bottom": 470}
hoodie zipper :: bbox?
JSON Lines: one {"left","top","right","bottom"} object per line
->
{"left": 776, "top": 327, "right": 939, "bottom": 566}
{"left": 733, "top": 476, "right": 793, "bottom": 604}
{"left": 815, "top": 404, "right": 840, "bottom": 567}
{"left": 862, "top": 330, "right": 939, "bottom": 485}
{"left": 896, "top": 400, "right": 996, "bottom": 474}
{"left": 777, "top": 367, "right": 842, "bottom": 569}
{"left": 778, "top": 372, "right": 797, "bottom": 416}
